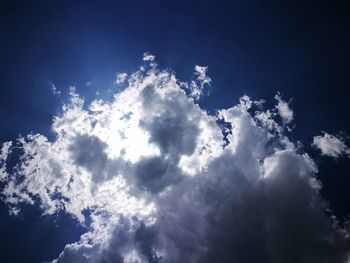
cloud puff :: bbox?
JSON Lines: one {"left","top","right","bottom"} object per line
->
{"left": 275, "top": 93, "right": 293, "bottom": 124}
{"left": 115, "top": 73, "right": 128, "bottom": 85}
{"left": 143, "top": 52, "right": 156, "bottom": 62}
{"left": 0, "top": 55, "right": 349, "bottom": 263}
{"left": 312, "top": 132, "right": 350, "bottom": 158}
{"left": 187, "top": 65, "right": 211, "bottom": 100}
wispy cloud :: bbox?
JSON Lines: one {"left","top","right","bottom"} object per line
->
{"left": 187, "top": 65, "right": 212, "bottom": 100}
{"left": 313, "top": 132, "right": 350, "bottom": 158}
{"left": 275, "top": 92, "right": 293, "bottom": 124}
{"left": 49, "top": 82, "right": 61, "bottom": 96}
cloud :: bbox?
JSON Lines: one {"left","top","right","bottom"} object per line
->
{"left": 0, "top": 55, "right": 349, "bottom": 263}
{"left": 312, "top": 132, "right": 350, "bottom": 158}
{"left": 186, "top": 65, "right": 212, "bottom": 100}
{"left": 115, "top": 73, "right": 128, "bottom": 84}
{"left": 49, "top": 82, "right": 61, "bottom": 96}
{"left": 0, "top": 141, "right": 12, "bottom": 181}
{"left": 143, "top": 52, "right": 156, "bottom": 62}
{"left": 274, "top": 92, "right": 293, "bottom": 124}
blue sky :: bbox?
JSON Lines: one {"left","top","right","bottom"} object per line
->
{"left": 0, "top": 1, "right": 350, "bottom": 262}
{"left": 1, "top": 1, "right": 349, "bottom": 139}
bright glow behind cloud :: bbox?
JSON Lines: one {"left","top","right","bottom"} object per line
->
{"left": 0, "top": 55, "right": 349, "bottom": 263}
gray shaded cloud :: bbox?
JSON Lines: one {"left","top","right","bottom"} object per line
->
{"left": 0, "top": 55, "right": 349, "bottom": 263}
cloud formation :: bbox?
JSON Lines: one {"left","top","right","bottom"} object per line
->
{"left": 188, "top": 65, "right": 211, "bottom": 100}
{"left": 0, "top": 55, "right": 349, "bottom": 263}
{"left": 274, "top": 92, "right": 293, "bottom": 124}
{"left": 49, "top": 82, "right": 61, "bottom": 96}
{"left": 143, "top": 52, "right": 156, "bottom": 62}
{"left": 115, "top": 73, "right": 128, "bottom": 85}
{"left": 313, "top": 132, "right": 350, "bottom": 158}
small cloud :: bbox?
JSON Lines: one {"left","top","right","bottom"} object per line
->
{"left": 188, "top": 65, "right": 211, "bottom": 100}
{"left": 49, "top": 82, "right": 61, "bottom": 96}
{"left": 143, "top": 52, "right": 155, "bottom": 62}
{"left": 312, "top": 132, "right": 350, "bottom": 158}
{"left": 275, "top": 93, "right": 293, "bottom": 124}
{"left": 68, "top": 85, "right": 77, "bottom": 96}
{"left": 115, "top": 72, "right": 128, "bottom": 84}
{"left": 194, "top": 65, "right": 210, "bottom": 83}
{"left": 0, "top": 141, "right": 12, "bottom": 162}
{"left": 86, "top": 81, "right": 93, "bottom": 87}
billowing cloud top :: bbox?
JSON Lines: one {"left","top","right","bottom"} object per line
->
{"left": 0, "top": 55, "right": 349, "bottom": 263}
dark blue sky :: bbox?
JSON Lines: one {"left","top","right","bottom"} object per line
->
{"left": 0, "top": 1, "right": 350, "bottom": 262}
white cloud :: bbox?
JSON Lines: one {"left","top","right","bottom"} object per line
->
{"left": 0, "top": 141, "right": 12, "bottom": 162}
{"left": 312, "top": 132, "right": 350, "bottom": 158}
{"left": 187, "top": 65, "right": 212, "bottom": 100}
{"left": 143, "top": 52, "right": 155, "bottom": 62}
{"left": 1, "top": 54, "right": 349, "bottom": 263}
{"left": 115, "top": 72, "right": 128, "bottom": 84}
{"left": 0, "top": 141, "right": 12, "bottom": 181}
{"left": 275, "top": 93, "right": 293, "bottom": 124}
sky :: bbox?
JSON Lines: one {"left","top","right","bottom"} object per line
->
{"left": 0, "top": 1, "right": 350, "bottom": 262}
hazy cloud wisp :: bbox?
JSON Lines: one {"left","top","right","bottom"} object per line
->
{"left": 313, "top": 132, "right": 350, "bottom": 158}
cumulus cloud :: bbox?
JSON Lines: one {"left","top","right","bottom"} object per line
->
{"left": 0, "top": 55, "right": 349, "bottom": 263}
{"left": 312, "top": 132, "right": 350, "bottom": 158}
{"left": 115, "top": 73, "right": 128, "bottom": 85}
